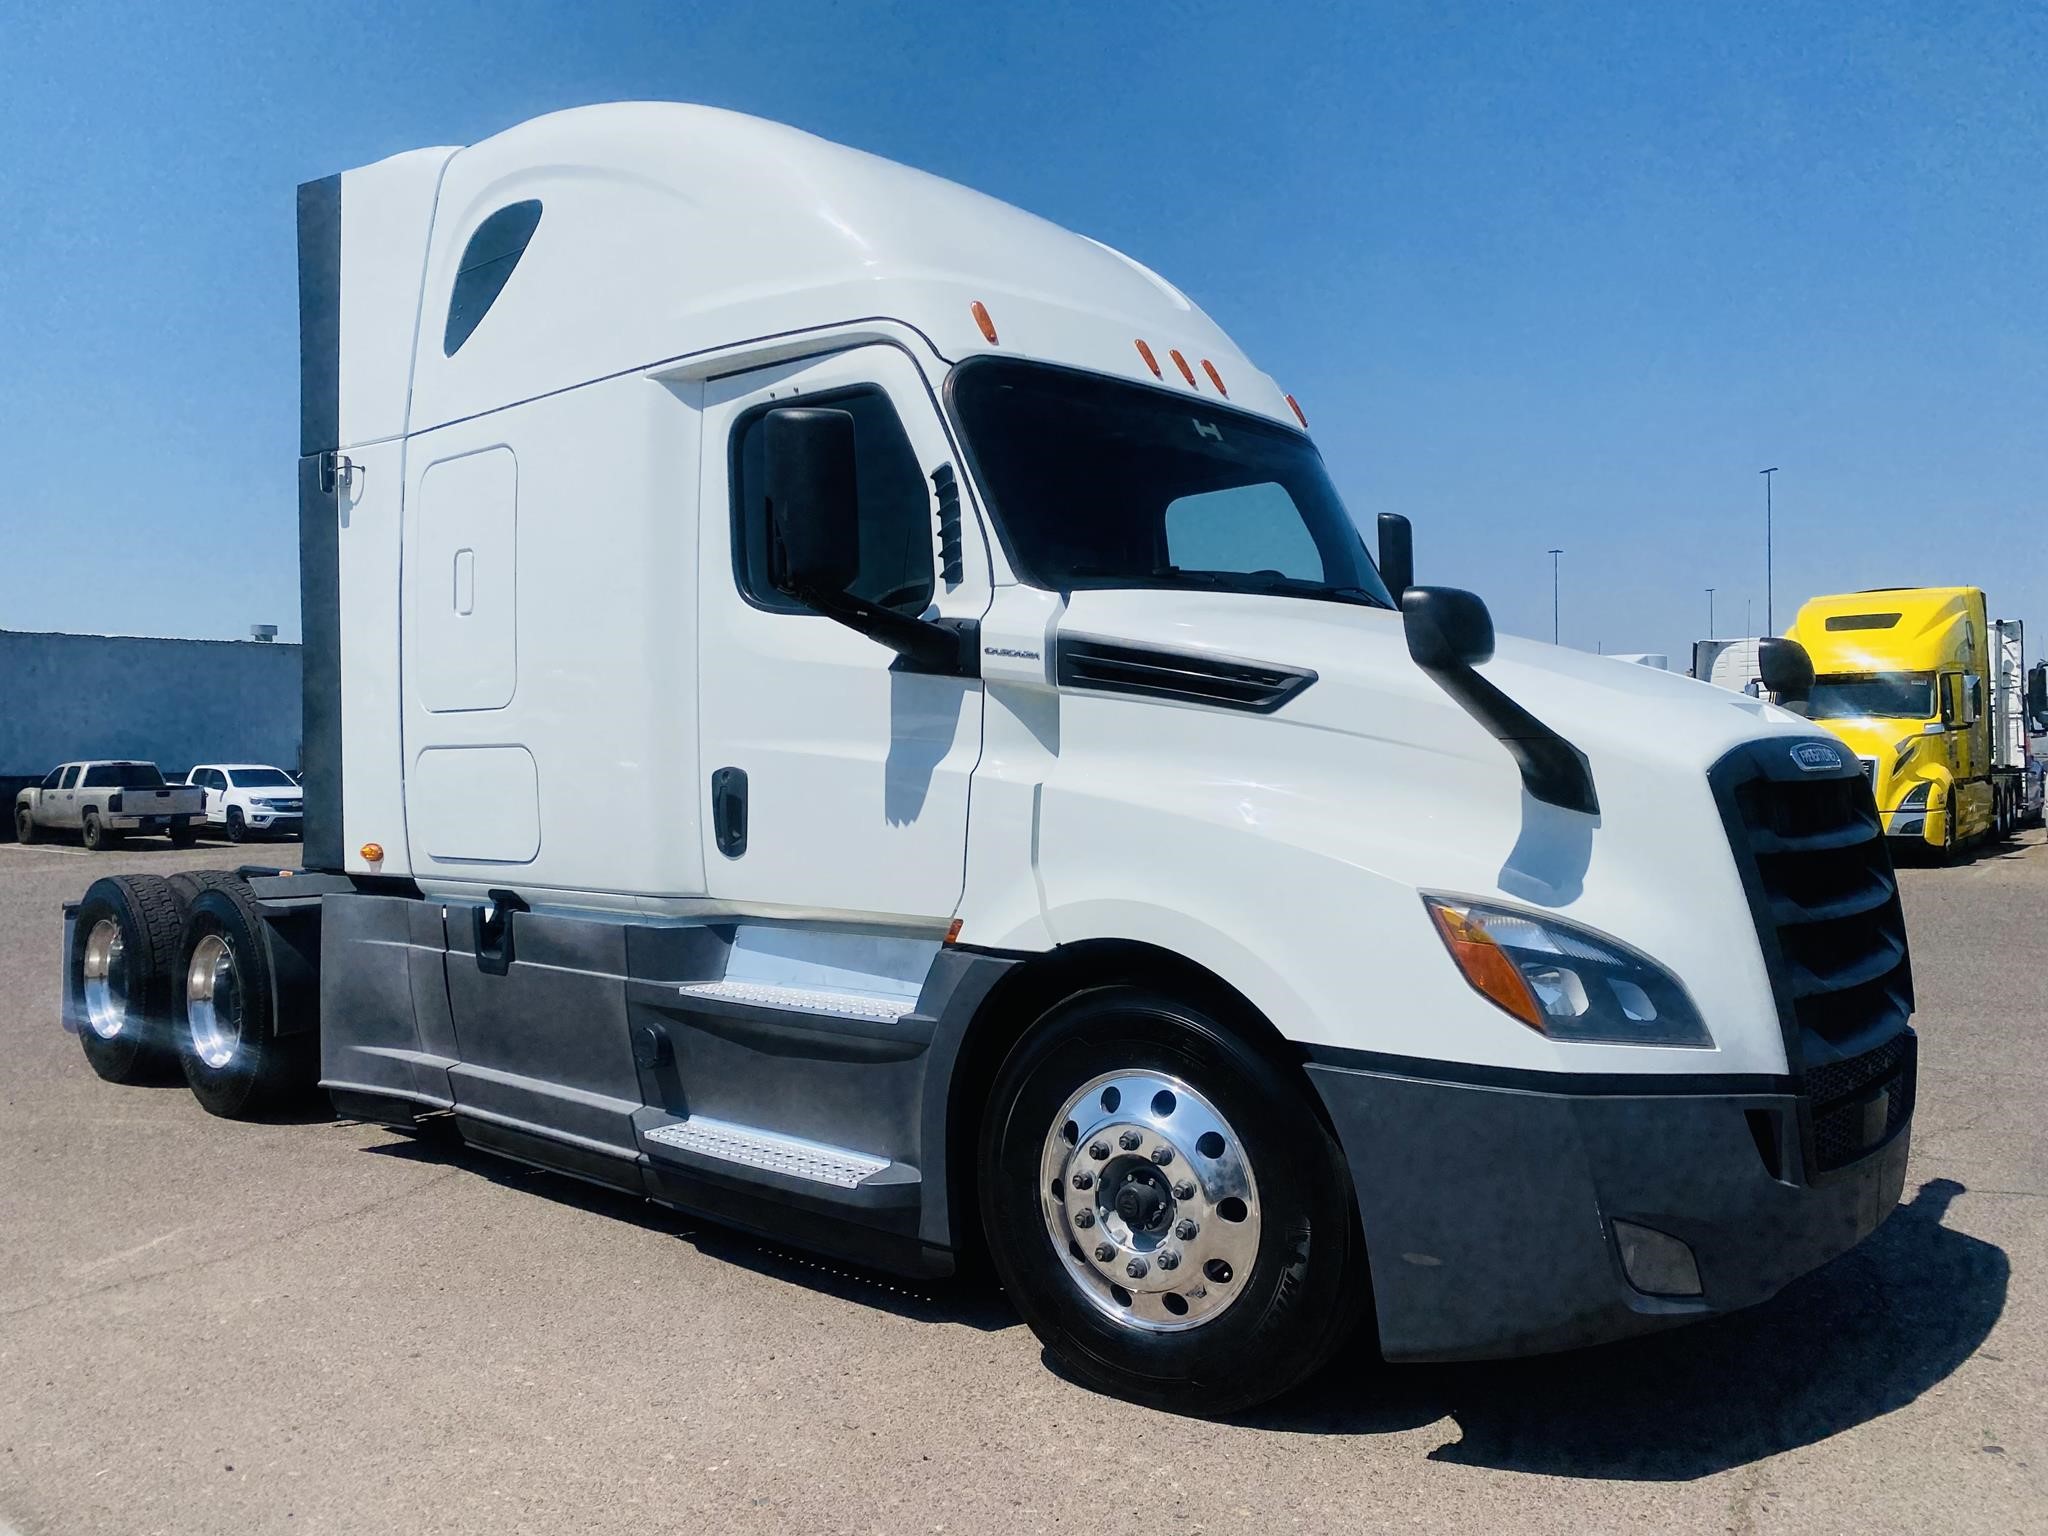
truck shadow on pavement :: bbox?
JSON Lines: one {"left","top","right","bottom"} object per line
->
{"left": 1246, "top": 1177, "right": 2006, "bottom": 1480}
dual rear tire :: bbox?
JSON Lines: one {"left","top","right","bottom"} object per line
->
{"left": 72, "top": 873, "right": 316, "bottom": 1116}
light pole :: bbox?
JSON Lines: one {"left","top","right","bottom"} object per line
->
{"left": 1706, "top": 587, "right": 1716, "bottom": 638}
{"left": 1547, "top": 548, "right": 1563, "bottom": 645}
{"left": 1760, "top": 467, "right": 1779, "bottom": 635}
{"left": 1745, "top": 597, "right": 1753, "bottom": 637}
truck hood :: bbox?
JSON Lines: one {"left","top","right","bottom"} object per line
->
{"left": 1056, "top": 587, "right": 1824, "bottom": 784}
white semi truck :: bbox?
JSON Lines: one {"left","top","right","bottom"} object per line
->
{"left": 61, "top": 104, "right": 1917, "bottom": 1411}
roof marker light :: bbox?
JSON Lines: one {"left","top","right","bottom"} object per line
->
{"left": 1200, "top": 359, "right": 1228, "bottom": 397}
{"left": 1134, "top": 339, "right": 1163, "bottom": 378}
{"left": 970, "top": 301, "right": 998, "bottom": 345}
{"left": 1169, "top": 349, "right": 1198, "bottom": 388}
{"left": 1285, "top": 393, "right": 1308, "bottom": 428}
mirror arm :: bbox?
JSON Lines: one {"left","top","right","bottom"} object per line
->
{"left": 794, "top": 584, "right": 981, "bottom": 678}
{"left": 1424, "top": 660, "right": 1600, "bottom": 816}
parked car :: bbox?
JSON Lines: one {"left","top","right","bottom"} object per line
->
{"left": 182, "top": 764, "right": 305, "bottom": 842}
{"left": 15, "top": 761, "right": 204, "bottom": 850}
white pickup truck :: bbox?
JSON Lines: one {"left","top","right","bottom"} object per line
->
{"left": 16, "top": 761, "right": 205, "bottom": 850}
{"left": 182, "top": 764, "right": 305, "bottom": 842}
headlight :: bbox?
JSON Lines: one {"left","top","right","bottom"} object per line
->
{"left": 1423, "top": 896, "right": 1712, "bottom": 1047}
{"left": 1897, "top": 781, "right": 1931, "bottom": 811}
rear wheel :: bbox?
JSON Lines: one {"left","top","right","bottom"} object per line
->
{"left": 167, "top": 819, "right": 197, "bottom": 848}
{"left": 979, "top": 986, "right": 1365, "bottom": 1414}
{"left": 70, "top": 875, "right": 186, "bottom": 1082}
{"left": 81, "top": 811, "right": 122, "bottom": 852}
{"left": 174, "top": 882, "right": 315, "bottom": 1117}
{"left": 14, "top": 805, "right": 37, "bottom": 844}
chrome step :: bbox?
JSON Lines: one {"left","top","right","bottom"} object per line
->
{"left": 672, "top": 978, "right": 915, "bottom": 1023}
{"left": 644, "top": 1117, "right": 890, "bottom": 1188}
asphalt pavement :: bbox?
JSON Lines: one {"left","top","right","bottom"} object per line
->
{"left": 0, "top": 833, "right": 2041, "bottom": 1533}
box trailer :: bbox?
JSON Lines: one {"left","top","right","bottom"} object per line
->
{"left": 58, "top": 104, "right": 1918, "bottom": 1412}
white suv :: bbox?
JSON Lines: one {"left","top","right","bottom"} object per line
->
{"left": 183, "top": 764, "right": 304, "bottom": 842}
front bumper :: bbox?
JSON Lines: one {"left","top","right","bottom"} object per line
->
{"left": 1305, "top": 1050, "right": 1912, "bottom": 1361}
{"left": 245, "top": 810, "right": 304, "bottom": 833}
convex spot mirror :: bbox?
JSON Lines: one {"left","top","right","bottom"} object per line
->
{"left": 1402, "top": 585, "right": 1494, "bottom": 670}
{"left": 764, "top": 407, "right": 860, "bottom": 600}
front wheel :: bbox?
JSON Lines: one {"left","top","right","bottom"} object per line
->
{"left": 979, "top": 986, "right": 1365, "bottom": 1414}
{"left": 224, "top": 807, "right": 247, "bottom": 843}
{"left": 14, "top": 805, "right": 37, "bottom": 844}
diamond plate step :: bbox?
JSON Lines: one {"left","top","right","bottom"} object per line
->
{"left": 644, "top": 1117, "right": 890, "bottom": 1188}
{"left": 672, "top": 978, "right": 915, "bottom": 1023}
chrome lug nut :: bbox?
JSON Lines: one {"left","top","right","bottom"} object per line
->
{"left": 1073, "top": 1209, "right": 1095, "bottom": 1229}
{"left": 1118, "top": 1130, "right": 1143, "bottom": 1151}
{"left": 1172, "top": 1180, "right": 1196, "bottom": 1201}
{"left": 1125, "top": 1257, "right": 1149, "bottom": 1279}
{"left": 1150, "top": 1145, "right": 1173, "bottom": 1165}
{"left": 1088, "top": 1141, "right": 1111, "bottom": 1161}
{"left": 1071, "top": 1170, "right": 1094, "bottom": 1190}
{"left": 1095, "top": 1243, "right": 1117, "bottom": 1263}
{"left": 1156, "top": 1249, "right": 1181, "bottom": 1271}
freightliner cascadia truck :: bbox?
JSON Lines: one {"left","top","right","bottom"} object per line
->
{"left": 60, "top": 104, "right": 1918, "bottom": 1412}
{"left": 1787, "top": 587, "right": 2038, "bottom": 854}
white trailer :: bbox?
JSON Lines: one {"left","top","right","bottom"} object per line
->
{"left": 59, "top": 105, "right": 1918, "bottom": 1412}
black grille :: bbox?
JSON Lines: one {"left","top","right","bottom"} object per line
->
{"left": 1056, "top": 637, "right": 1317, "bottom": 714}
{"left": 1808, "top": 1031, "right": 1916, "bottom": 1171}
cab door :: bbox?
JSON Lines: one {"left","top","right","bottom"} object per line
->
{"left": 695, "top": 345, "right": 987, "bottom": 924}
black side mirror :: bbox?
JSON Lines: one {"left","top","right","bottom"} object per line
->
{"left": 765, "top": 407, "right": 860, "bottom": 599}
{"left": 1402, "top": 586, "right": 1598, "bottom": 816}
{"left": 1401, "top": 585, "right": 1492, "bottom": 670}
{"left": 1757, "top": 637, "right": 1814, "bottom": 712}
{"left": 1377, "top": 513, "right": 1414, "bottom": 600}
{"left": 2028, "top": 663, "right": 2047, "bottom": 731}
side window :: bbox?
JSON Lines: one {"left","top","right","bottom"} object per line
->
{"left": 1965, "top": 675, "right": 1983, "bottom": 725}
{"left": 1940, "top": 677, "right": 1960, "bottom": 726}
{"left": 41, "top": 767, "right": 64, "bottom": 790}
{"left": 60, "top": 766, "right": 82, "bottom": 789}
{"left": 1164, "top": 482, "right": 1323, "bottom": 581}
{"left": 205, "top": 770, "right": 225, "bottom": 790}
{"left": 732, "top": 387, "right": 935, "bottom": 618}
{"left": 443, "top": 200, "right": 543, "bottom": 357}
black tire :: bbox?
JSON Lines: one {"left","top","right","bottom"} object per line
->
{"left": 174, "top": 883, "right": 316, "bottom": 1118}
{"left": 167, "top": 868, "right": 246, "bottom": 907}
{"left": 81, "top": 810, "right": 122, "bottom": 852}
{"left": 167, "top": 819, "right": 197, "bottom": 848}
{"left": 979, "top": 986, "right": 1365, "bottom": 1415}
{"left": 70, "top": 875, "right": 186, "bottom": 1083}
{"left": 224, "top": 807, "right": 247, "bottom": 844}
{"left": 14, "top": 804, "right": 37, "bottom": 844}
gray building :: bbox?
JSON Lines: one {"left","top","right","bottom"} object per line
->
{"left": 2, "top": 629, "right": 302, "bottom": 836}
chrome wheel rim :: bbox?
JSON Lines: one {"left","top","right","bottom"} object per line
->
{"left": 81, "top": 919, "right": 128, "bottom": 1040}
{"left": 185, "top": 934, "right": 242, "bottom": 1071}
{"left": 1039, "top": 1070, "right": 1261, "bottom": 1333}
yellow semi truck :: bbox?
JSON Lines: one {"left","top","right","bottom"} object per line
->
{"left": 1787, "top": 587, "right": 2032, "bottom": 855}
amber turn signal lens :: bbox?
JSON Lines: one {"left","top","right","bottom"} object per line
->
{"left": 970, "top": 301, "right": 998, "bottom": 344}
{"left": 1428, "top": 903, "right": 1543, "bottom": 1030}
{"left": 360, "top": 842, "right": 385, "bottom": 863}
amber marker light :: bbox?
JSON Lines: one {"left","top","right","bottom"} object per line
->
{"left": 1169, "top": 348, "right": 1198, "bottom": 387}
{"left": 970, "top": 301, "right": 998, "bottom": 344}
{"left": 1427, "top": 901, "right": 1544, "bottom": 1031}
{"left": 1134, "top": 339, "right": 1163, "bottom": 378}
{"left": 944, "top": 917, "right": 964, "bottom": 945}
{"left": 1285, "top": 394, "right": 1308, "bottom": 428}
{"left": 360, "top": 842, "right": 385, "bottom": 864}
{"left": 1200, "top": 359, "right": 1228, "bottom": 396}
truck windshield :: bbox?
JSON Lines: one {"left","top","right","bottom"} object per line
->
{"left": 229, "top": 768, "right": 295, "bottom": 788}
{"left": 82, "top": 763, "right": 165, "bottom": 788}
{"left": 1807, "top": 673, "right": 1936, "bottom": 720}
{"left": 950, "top": 358, "right": 1392, "bottom": 608}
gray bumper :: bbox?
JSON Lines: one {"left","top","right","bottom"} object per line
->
{"left": 1305, "top": 1055, "right": 1911, "bottom": 1362}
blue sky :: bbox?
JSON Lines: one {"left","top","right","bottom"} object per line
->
{"left": 2, "top": 1, "right": 2044, "bottom": 663}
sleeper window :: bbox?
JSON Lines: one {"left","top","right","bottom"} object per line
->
{"left": 443, "top": 200, "right": 543, "bottom": 356}
{"left": 731, "top": 387, "right": 935, "bottom": 617}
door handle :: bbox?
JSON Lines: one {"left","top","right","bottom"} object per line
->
{"left": 712, "top": 767, "right": 748, "bottom": 858}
